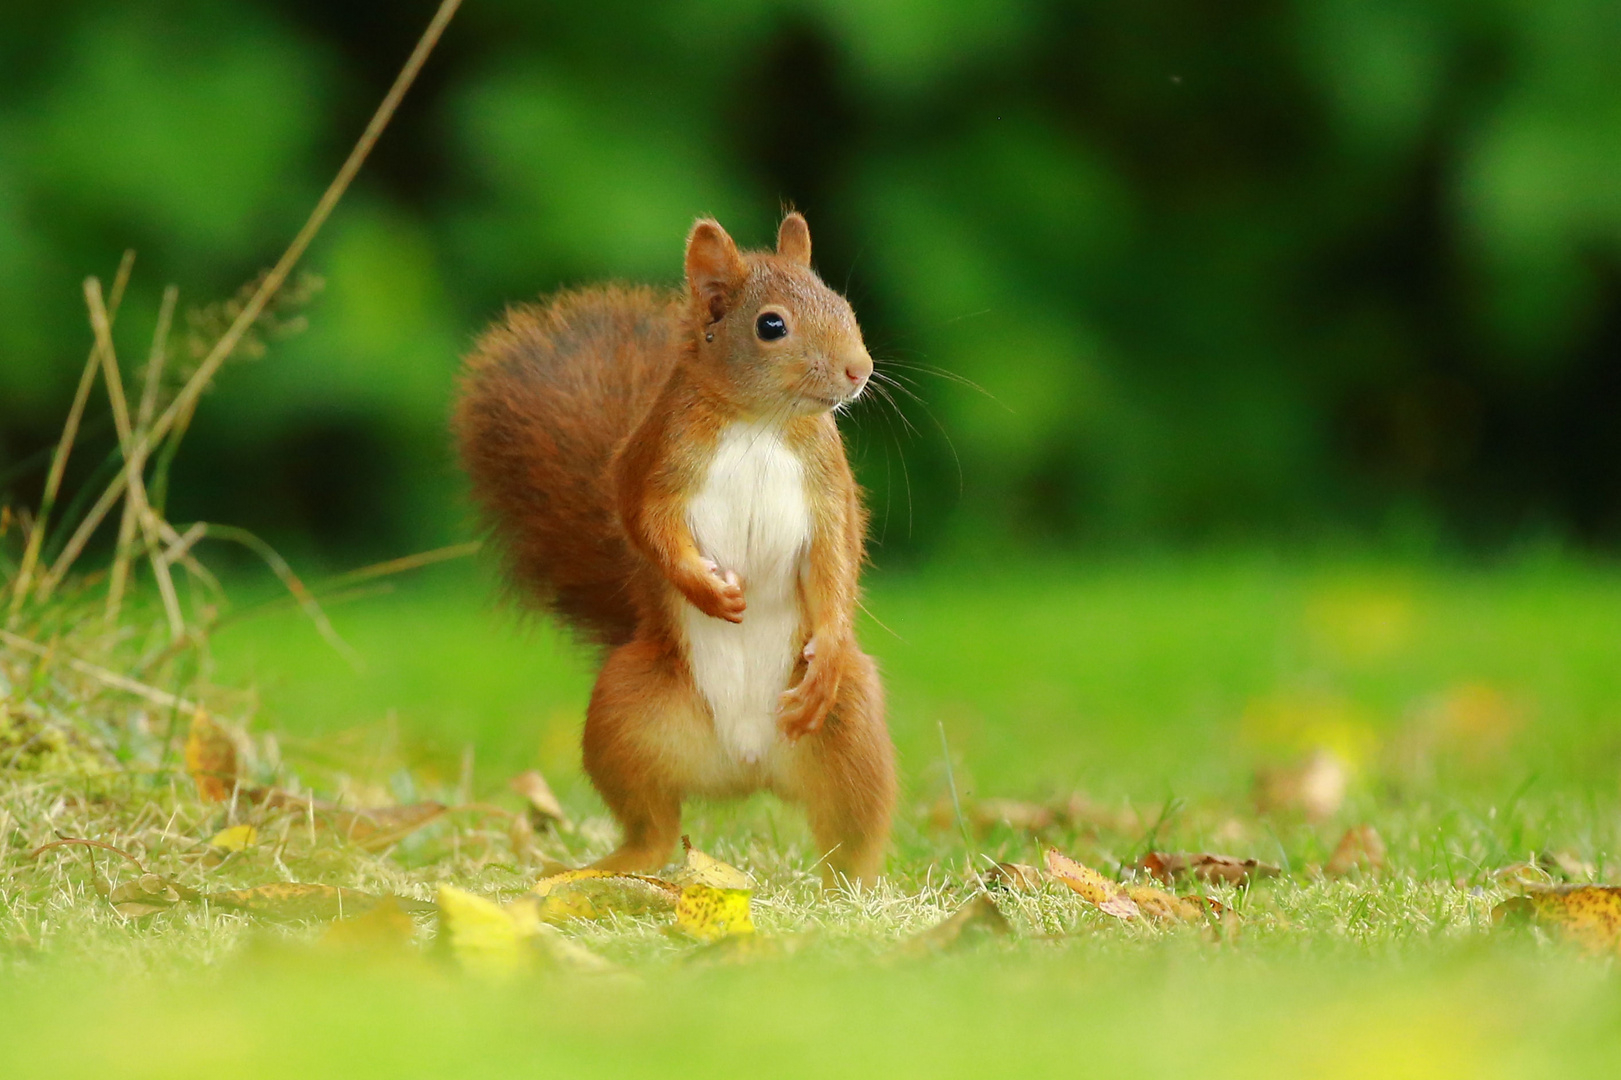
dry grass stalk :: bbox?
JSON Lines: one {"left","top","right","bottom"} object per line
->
{"left": 7, "top": 251, "right": 135, "bottom": 619}
{"left": 325, "top": 541, "right": 484, "bottom": 590}
{"left": 0, "top": 628, "right": 197, "bottom": 712}
{"left": 0, "top": 0, "right": 466, "bottom": 801}
{"left": 204, "top": 524, "right": 359, "bottom": 667}
{"left": 158, "top": 522, "right": 206, "bottom": 566}
{"left": 106, "top": 285, "right": 178, "bottom": 627}
{"left": 32, "top": 0, "right": 464, "bottom": 604}
{"left": 85, "top": 278, "right": 185, "bottom": 638}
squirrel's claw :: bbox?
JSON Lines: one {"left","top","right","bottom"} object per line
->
{"left": 778, "top": 638, "right": 841, "bottom": 740}
{"left": 687, "top": 559, "right": 746, "bottom": 622}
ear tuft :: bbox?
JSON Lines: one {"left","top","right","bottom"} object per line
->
{"left": 685, "top": 218, "right": 745, "bottom": 323}
{"left": 776, "top": 212, "right": 812, "bottom": 267}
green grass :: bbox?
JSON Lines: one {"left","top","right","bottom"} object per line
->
{"left": 205, "top": 553, "right": 1621, "bottom": 804}
{"left": 6, "top": 554, "right": 1621, "bottom": 1077}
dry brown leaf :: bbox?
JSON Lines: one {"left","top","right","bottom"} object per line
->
{"left": 1136, "top": 851, "right": 1282, "bottom": 887}
{"left": 1254, "top": 748, "right": 1347, "bottom": 821}
{"left": 1494, "top": 885, "right": 1621, "bottom": 953}
{"left": 184, "top": 709, "right": 237, "bottom": 802}
{"left": 1124, "top": 884, "right": 1203, "bottom": 923}
{"left": 531, "top": 868, "right": 680, "bottom": 922}
{"left": 983, "top": 862, "right": 1047, "bottom": 891}
{"left": 1325, "top": 824, "right": 1386, "bottom": 878}
{"left": 510, "top": 769, "right": 570, "bottom": 829}
{"left": 906, "top": 893, "right": 1013, "bottom": 953}
{"left": 1044, "top": 849, "right": 1139, "bottom": 919}
{"left": 1205, "top": 903, "right": 1245, "bottom": 944}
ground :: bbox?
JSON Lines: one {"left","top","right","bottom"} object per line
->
{"left": 4, "top": 554, "right": 1621, "bottom": 1077}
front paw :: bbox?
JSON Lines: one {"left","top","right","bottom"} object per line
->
{"left": 685, "top": 559, "right": 746, "bottom": 623}
{"left": 778, "top": 637, "right": 842, "bottom": 740}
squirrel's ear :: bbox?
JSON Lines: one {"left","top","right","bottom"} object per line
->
{"left": 685, "top": 218, "right": 745, "bottom": 323}
{"left": 776, "top": 212, "right": 812, "bottom": 266}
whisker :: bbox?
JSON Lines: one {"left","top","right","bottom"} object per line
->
{"left": 870, "top": 368, "right": 963, "bottom": 498}
{"left": 870, "top": 370, "right": 927, "bottom": 409}
{"left": 866, "top": 378, "right": 922, "bottom": 442}
{"left": 850, "top": 379, "right": 915, "bottom": 540}
{"left": 877, "top": 358, "right": 1010, "bottom": 410}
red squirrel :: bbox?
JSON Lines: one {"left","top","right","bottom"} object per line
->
{"left": 454, "top": 213, "right": 896, "bottom": 885}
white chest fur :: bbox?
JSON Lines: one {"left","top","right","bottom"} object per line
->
{"left": 682, "top": 422, "right": 811, "bottom": 765}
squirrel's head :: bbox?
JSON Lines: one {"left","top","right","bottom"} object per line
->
{"left": 683, "top": 212, "right": 872, "bottom": 416}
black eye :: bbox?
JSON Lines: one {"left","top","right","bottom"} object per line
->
{"left": 755, "top": 312, "right": 787, "bottom": 341}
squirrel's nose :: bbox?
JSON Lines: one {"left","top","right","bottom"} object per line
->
{"left": 843, "top": 349, "right": 873, "bottom": 392}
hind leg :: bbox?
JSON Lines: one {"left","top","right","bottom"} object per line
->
{"left": 581, "top": 638, "right": 696, "bottom": 873}
{"left": 783, "top": 649, "right": 896, "bottom": 888}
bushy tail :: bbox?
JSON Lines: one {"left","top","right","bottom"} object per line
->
{"left": 453, "top": 286, "right": 675, "bottom": 646}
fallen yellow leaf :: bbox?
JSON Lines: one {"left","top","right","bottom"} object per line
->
{"left": 437, "top": 885, "right": 537, "bottom": 978}
{"left": 672, "top": 837, "right": 755, "bottom": 890}
{"left": 208, "top": 824, "right": 258, "bottom": 852}
{"left": 531, "top": 869, "right": 679, "bottom": 922}
{"left": 1124, "top": 884, "right": 1203, "bottom": 923}
{"left": 675, "top": 884, "right": 754, "bottom": 941}
{"left": 1043, "top": 849, "right": 1139, "bottom": 920}
{"left": 1496, "top": 885, "right": 1621, "bottom": 954}
{"left": 437, "top": 886, "right": 615, "bottom": 976}
{"left": 321, "top": 896, "right": 417, "bottom": 951}
{"left": 206, "top": 882, "right": 426, "bottom": 921}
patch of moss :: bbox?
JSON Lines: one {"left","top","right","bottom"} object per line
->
{"left": 0, "top": 698, "right": 109, "bottom": 776}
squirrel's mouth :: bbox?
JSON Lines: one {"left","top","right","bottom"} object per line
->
{"left": 802, "top": 391, "right": 852, "bottom": 410}
{"left": 794, "top": 373, "right": 866, "bottom": 411}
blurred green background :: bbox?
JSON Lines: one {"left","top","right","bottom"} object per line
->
{"left": 5, "top": 12, "right": 1621, "bottom": 1064}
{"left": 3, "top": 0, "right": 1621, "bottom": 563}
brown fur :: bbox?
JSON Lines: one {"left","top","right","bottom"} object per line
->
{"left": 455, "top": 214, "right": 895, "bottom": 885}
